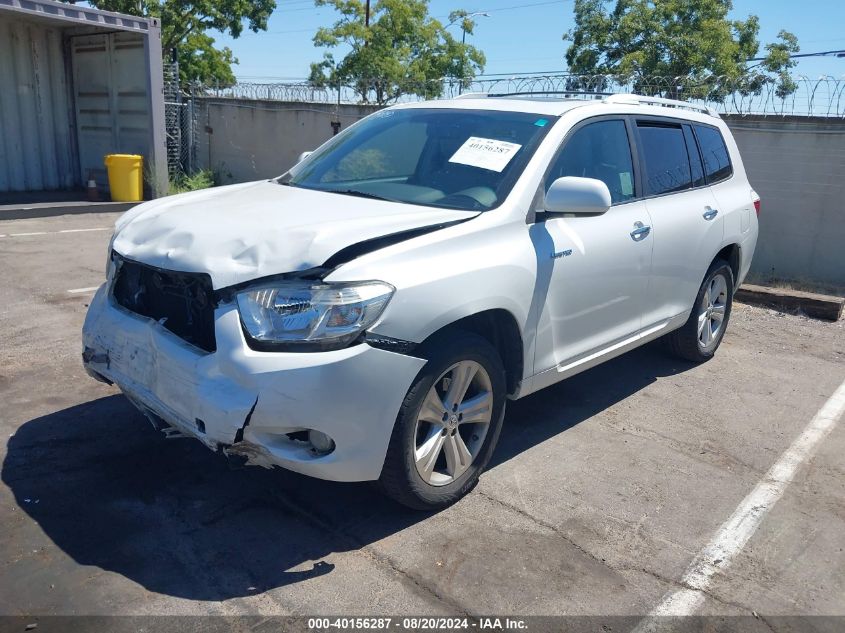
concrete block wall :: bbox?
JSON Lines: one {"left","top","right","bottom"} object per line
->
{"left": 195, "top": 99, "right": 379, "bottom": 184}
{"left": 724, "top": 115, "right": 845, "bottom": 287}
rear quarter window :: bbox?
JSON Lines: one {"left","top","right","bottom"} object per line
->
{"left": 694, "top": 125, "right": 732, "bottom": 184}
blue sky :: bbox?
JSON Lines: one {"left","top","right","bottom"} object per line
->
{"left": 210, "top": 0, "right": 845, "bottom": 81}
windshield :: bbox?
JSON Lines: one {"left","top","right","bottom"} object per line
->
{"left": 281, "top": 108, "right": 558, "bottom": 211}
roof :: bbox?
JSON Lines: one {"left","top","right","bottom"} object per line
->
{"left": 392, "top": 92, "right": 721, "bottom": 120}
{"left": 0, "top": 0, "right": 155, "bottom": 33}
{"left": 391, "top": 97, "right": 592, "bottom": 117}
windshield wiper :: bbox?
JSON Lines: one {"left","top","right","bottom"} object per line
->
{"left": 331, "top": 189, "right": 397, "bottom": 202}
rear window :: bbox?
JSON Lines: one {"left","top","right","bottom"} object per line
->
{"left": 694, "top": 125, "right": 732, "bottom": 183}
{"left": 637, "top": 123, "right": 692, "bottom": 195}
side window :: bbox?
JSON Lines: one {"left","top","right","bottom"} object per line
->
{"left": 637, "top": 123, "right": 692, "bottom": 195}
{"left": 694, "top": 125, "right": 732, "bottom": 184}
{"left": 683, "top": 125, "right": 706, "bottom": 187}
{"left": 546, "top": 119, "right": 635, "bottom": 204}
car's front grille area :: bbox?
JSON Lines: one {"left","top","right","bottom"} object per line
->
{"left": 111, "top": 253, "right": 217, "bottom": 353}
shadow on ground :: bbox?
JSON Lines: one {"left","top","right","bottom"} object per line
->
{"left": 3, "top": 342, "right": 692, "bottom": 601}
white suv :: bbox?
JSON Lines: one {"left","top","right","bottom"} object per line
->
{"left": 83, "top": 93, "right": 759, "bottom": 509}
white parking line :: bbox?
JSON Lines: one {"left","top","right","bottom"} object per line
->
{"left": 634, "top": 377, "right": 845, "bottom": 629}
{"left": 0, "top": 227, "right": 110, "bottom": 238}
{"left": 67, "top": 286, "right": 101, "bottom": 294}
{"left": 58, "top": 227, "right": 111, "bottom": 234}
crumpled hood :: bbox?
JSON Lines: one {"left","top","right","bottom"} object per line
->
{"left": 112, "top": 180, "right": 476, "bottom": 289}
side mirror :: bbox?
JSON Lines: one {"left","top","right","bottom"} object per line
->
{"left": 297, "top": 151, "right": 313, "bottom": 163}
{"left": 543, "top": 176, "right": 611, "bottom": 216}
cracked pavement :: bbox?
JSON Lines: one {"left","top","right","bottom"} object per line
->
{"left": 1, "top": 212, "right": 844, "bottom": 623}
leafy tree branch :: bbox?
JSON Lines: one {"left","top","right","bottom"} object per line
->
{"left": 563, "top": 0, "right": 800, "bottom": 100}
{"left": 309, "top": 0, "right": 486, "bottom": 105}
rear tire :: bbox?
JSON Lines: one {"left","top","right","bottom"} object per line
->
{"left": 378, "top": 330, "right": 506, "bottom": 510}
{"left": 665, "top": 260, "right": 734, "bottom": 363}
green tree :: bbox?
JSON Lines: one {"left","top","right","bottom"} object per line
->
{"left": 563, "top": 0, "right": 799, "bottom": 99}
{"left": 309, "top": 0, "right": 486, "bottom": 105}
{"left": 65, "top": 0, "right": 276, "bottom": 85}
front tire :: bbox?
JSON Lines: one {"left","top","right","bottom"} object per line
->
{"left": 665, "top": 259, "right": 734, "bottom": 363}
{"left": 378, "top": 330, "right": 506, "bottom": 510}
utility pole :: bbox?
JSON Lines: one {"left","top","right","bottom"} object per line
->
{"left": 449, "top": 11, "right": 489, "bottom": 95}
{"left": 459, "top": 25, "right": 467, "bottom": 94}
{"left": 365, "top": 0, "right": 370, "bottom": 27}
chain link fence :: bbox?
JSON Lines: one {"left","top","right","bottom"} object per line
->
{"left": 164, "top": 62, "right": 198, "bottom": 181}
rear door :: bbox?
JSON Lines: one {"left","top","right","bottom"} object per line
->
{"left": 636, "top": 118, "right": 724, "bottom": 327}
{"left": 693, "top": 123, "right": 753, "bottom": 253}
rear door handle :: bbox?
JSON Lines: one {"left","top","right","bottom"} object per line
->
{"left": 630, "top": 222, "right": 651, "bottom": 241}
{"left": 703, "top": 208, "right": 719, "bottom": 221}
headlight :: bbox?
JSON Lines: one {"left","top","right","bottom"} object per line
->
{"left": 236, "top": 280, "right": 394, "bottom": 351}
{"left": 106, "top": 236, "right": 117, "bottom": 281}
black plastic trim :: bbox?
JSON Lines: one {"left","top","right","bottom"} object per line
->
{"left": 363, "top": 333, "right": 418, "bottom": 355}
{"left": 240, "top": 330, "right": 366, "bottom": 354}
{"left": 322, "top": 218, "right": 472, "bottom": 270}
{"left": 110, "top": 251, "right": 217, "bottom": 353}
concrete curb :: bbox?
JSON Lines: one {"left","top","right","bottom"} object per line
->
{"left": 0, "top": 201, "right": 139, "bottom": 221}
{"left": 736, "top": 284, "right": 844, "bottom": 321}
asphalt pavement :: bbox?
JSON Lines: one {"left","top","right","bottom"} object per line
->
{"left": 1, "top": 212, "right": 843, "bottom": 630}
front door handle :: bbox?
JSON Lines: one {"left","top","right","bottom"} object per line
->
{"left": 703, "top": 208, "right": 719, "bottom": 221}
{"left": 630, "top": 221, "right": 651, "bottom": 241}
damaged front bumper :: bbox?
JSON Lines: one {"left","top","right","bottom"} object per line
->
{"left": 81, "top": 285, "right": 426, "bottom": 482}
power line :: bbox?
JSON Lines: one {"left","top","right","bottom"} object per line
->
{"left": 748, "top": 49, "right": 845, "bottom": 61}
{"left": 482, "top": 0, "right": 572, "bottom": 13}
{"left": 268, "top": 0, "right": 575, "bottom": 35}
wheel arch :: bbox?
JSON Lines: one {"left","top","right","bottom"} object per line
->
{"left": 714, "top": 243, "right": 741, "bottom": 288}
{"left": 418, "top": 308, "right": 525, "bottom": 397}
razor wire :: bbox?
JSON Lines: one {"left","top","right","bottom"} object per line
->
{"left": 185, "top": 74, "right": 845, "bottom": 118}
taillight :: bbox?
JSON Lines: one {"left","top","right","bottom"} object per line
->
{"left": 753, "top": 198, "right": 761, "bottom": 216}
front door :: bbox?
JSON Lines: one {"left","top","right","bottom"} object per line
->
{"left": 532, "top": 118, "right": 653, "bottom": 377}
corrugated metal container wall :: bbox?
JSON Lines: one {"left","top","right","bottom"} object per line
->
{"left": 0, "top": 15, "right": 78, "bottom": 193}
{"left": 71, "top": 31, "right": 150, "bottom": 191}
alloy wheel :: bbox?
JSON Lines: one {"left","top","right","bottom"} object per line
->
{"left": 413, "top": 360, "right": 493, "bottom": 486}
{"left": 698, "top": 273, "right": 728, "bottom": 349}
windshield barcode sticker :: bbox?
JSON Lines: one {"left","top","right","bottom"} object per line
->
{"left": 448, "top": 137, "right": 522, "bottom": 172}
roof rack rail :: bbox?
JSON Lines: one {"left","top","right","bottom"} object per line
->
{"left": 602, "top": 93, "right": 720, "bottom": 117}
{"left": 453, "top": 92, "right": 489, "bottom": 99}
{"left": 487, "top": 90, "right": 613, "bottom": 98}
{"left": 453, "top": 90, "right": 614, "bottom": 99}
